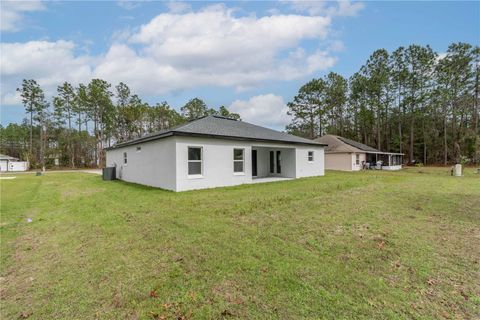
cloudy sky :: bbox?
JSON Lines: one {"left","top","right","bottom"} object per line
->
{"left": 1, "top": 0, "right": 478, "bottom": 129}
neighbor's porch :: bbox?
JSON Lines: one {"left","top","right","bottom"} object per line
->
{"left": 366, "top": 152, "right": 403, "bottom": 170}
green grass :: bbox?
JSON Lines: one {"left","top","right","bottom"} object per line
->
{"left": 1, "top": 168, "right": 479, "bottom": 319}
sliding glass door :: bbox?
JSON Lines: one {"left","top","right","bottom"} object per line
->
{"left": 269, "top": 150, "right": 282, "bottom": 175}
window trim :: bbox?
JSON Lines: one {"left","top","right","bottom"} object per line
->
{"left": 308, "top": 151, "right": 314, "bottom": 162}
{"left": 187, "top": 146, "right": 203, "bottom": 178}
{"left": 233, "top": 148, "right": 245, "bottom": 175}
{"left": 355, "top": 154, "right": 360, "bottom": 165}
{"left": 123, "top": 152, "right": 127, "bottom": 165}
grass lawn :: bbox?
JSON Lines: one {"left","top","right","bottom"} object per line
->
{"left": 1, "top": 167, "right": 479, "bottom": 319}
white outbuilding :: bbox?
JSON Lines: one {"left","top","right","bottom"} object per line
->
{"left": 106, "top": 115, "right": 326, "bottom": 191}
{"left": 0, "top": 154, "right": 29, "bottom": 172}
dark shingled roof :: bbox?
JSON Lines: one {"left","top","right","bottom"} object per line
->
{"left": 108, "top": 115, "right": 326, "bottom": 149}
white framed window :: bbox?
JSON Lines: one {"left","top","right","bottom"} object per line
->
{"left": 233, "top": 148, "right": 244, "bottom": 174}
{"left": 308, "top": 151, "right": 314, "bottom": 162}
{"left": 356, "top": 154, "right": 360, "bottom": 165}
{"left": 188, "top": 147, "right": 202, "bottom": 176}
{"left": 123, "top": 152, "right": 127, "bottom": 165}
{"left": 136, "top": 146, "right": 141, "bottom": 152}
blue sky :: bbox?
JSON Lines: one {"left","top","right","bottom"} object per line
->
{"left": 1, "top": 1, "right": 479, "bottom": 129}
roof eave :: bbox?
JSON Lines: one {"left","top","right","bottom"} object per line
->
{"left": 365, "top": 151, "right": 404, "bottom": 155}
{"left": 173, "top": 131, "right": 327, "bottom": 146}
{"left": 105, "top": 132, "right": 175, "bottom": 150}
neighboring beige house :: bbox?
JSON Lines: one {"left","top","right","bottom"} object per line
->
{"left": 314, "top": 135, "right": 403, "bottom": 171}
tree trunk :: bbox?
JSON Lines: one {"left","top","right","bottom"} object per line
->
{"left": 398, "top": 85, "right": 403, "bottom": 154}
{"left": 40, "top": 123, "right": 45, "bottom": 172}
{"left": 94, "top": 113, "right": 98, "bottom": 167}
{"left": 474, "top": 68, "right": 479, "bottom": 163}
{"left": 29, "top": 107, "right": 33, "bottom": 159}
{"left": 443, "top": 104, "right": 448, "bottom": 165}
{"left": 423, "top": 117, "right": 427, "bottom": 165}
{"left": 310, "top": 113, "right": 314, "bottom": 139}
{"left": 376, "top": 106, "right": 381, "bottom": 150}
{"left": 409, "top": 105, "right": 414, "bottom": 163}
{"left": 68, "top": 110, "right": 75, "bottom": 168}
{"left": 452, "top": 101, "right": 457, "bottom": 163}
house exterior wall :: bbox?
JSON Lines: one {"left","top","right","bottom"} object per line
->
{"left": 107, "top": 136, "right": 325, "bottom": 192}
{"left": 0, "top": 160, "right": 28, "bottom": 172}
{"left": 324, "top": 153, "right": 352, "bottom": 171}
{"left": 325, "top": 152, "right": 366, "bottom": 171}
{"left": 254, "top": 147, "right": 270, "bottom": 178}
{"left": 174, "top": 136, "right": 253, "bottom": 191}
{"left": 105, "top": 138, "right": 176, "bottom": 190}
{"left": 295, "top": 145, "right": 325, "bottom": 178}
{"left": 0, "top": 160, "right": 8, "bottom": 172}
{"left": 350, "top": 153, "right": 366, "bottom": 171}
{"left": 9, "top": 161, "right": 29, "bottom": 171}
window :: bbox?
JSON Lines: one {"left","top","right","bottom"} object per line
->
{"left": 308, "top": 151, "right": 314, "bottom": 162}
{"left": 123, "top": 152, "right": 127, "bottom": 165}
{"left": 188, "top": 147, "right": 202, "bottom": 175}
{"left": 136, "top": 146, "right": 141, "bottom": 152}
{"left": 233, "top": 149, "right": 244, "bottom": 173}
{"left": 356, "top": 154, "right": 360, "bottom": 165}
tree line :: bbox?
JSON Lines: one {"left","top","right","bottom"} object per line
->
{"left": 286, "top": 42, "right": 479, "bottom": 165}
{"left": 1, "top": 42, "right": 477, "bottom": 168}
{"left": 0, "top": 80, "right": 239, "bottom": 169}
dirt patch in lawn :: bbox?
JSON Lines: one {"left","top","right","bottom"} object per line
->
{"left": 61, "top": 187, "right": 106, "bottom": 199}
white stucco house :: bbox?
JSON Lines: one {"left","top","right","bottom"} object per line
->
{"left": 314, "top": 135, "right": 403, "bottom": 171}
{"left": 105, "top": 115, "right": 326, "bottom": 191}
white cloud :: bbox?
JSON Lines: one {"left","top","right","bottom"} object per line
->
{"left": 229, "top": 94, "right": 292, "bottom": 129}
{"left": 328, "top": 40, "right": 345, "bottom": 52}
{"left": 166, "top": 1, "right": 191, "bottom": 13}
{"left": 117, "top": 0, "right": 142, "bottom": 10}
{"left": 2, "top": 91, "right": 22, "bottom": 105}
{"left": 116, "top": 5, "right": 334, "bottom": 92}
{"left": 0, "top": 40, "right": 93, "bottom": 104}
{"left": 1, "top": 5, "right": 342, "bottom": 105}
{"left": 288, "top": 0, "right": 364, "bottom": 17}
{"left": 1, "top": 0, "right": 45, "bottom": 32}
